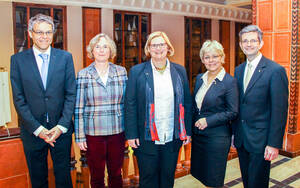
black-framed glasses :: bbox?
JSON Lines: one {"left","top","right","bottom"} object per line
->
{"left": 150, "top": 43, "right": 167, "bottom": 49}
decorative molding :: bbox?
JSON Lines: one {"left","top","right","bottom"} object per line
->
{"left": 12, "top": 0, "right": 252, "bottom": 22}
{"left": 252, "top": 0, "right": 256, "bottom": 24}
{"left": 288, "top": 0, "right": 300, "bottom": 134}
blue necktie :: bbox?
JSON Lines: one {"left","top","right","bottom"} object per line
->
{"left": 39, "top": 53, "right": 49, "bottom": 89}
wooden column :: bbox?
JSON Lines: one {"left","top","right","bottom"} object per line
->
{"left": 255, "top": 0, "right": 300, "bottom": 157}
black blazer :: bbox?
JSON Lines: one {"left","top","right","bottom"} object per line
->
{"left": 10, "top": 48, "right": 76, "bottom": 146}
{"left": 193, "top": 72, "right": 239, "bottom": 137}
{"left": 124, "top": 61, "right": 192, "bottom": 155}
{"left": 233, "top": 56, "right": 289, "bottom": 153}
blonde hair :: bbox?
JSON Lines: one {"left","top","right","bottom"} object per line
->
{"left": 86, "top": 33, "right": 117, "bottom": 60}
{"left": 199, "top": 40, "right": 225, "bottom": 64}
{"left": 144, "top": 31, "right": 175, "bottom": 57}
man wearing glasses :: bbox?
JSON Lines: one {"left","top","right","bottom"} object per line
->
{"left": 233, "top": 25, "right": 289, "bottom": 188}
{"left": 10, "top": 14, "right": 76, "bottom": 188}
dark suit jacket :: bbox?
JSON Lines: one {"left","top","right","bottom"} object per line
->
{"left": 233, "top": 56, "right": 289, "bottom": 153}
{"left": 193, "top": 72, "right": 239, "bottom": 137}
{"left": 124, "top": 61, "right": 192, "bottom": 155}
{"left": 10, "top": 48, "right": 76, "bottom": 146}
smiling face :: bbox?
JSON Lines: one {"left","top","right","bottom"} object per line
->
{"left": 29, "top": 21, "right": 53, "bottom": 52}
{"left": 239, "top": 31, "right": 263, "bottom": 59}
{"left": 202, "top": 51, "right": 223, "bottom": 74}
{"left": 149, "top": 36, "right": 169, "bottom": 61}
{"left": 92, "top": 37, "right": 111, "bottom": 63}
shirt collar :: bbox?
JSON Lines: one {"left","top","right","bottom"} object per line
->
{"left": 247, "top": 52, "right": 262, "bottom": 68}
{"left": 32, "top": 45, "right": 51, "bottom": 57}
{"left": 202, "top": 67, "right": 226, "bottom": 85}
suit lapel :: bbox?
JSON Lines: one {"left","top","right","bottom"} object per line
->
{"left": 170, "top": 62, "right": 179, "bottom": 96}
{"left": 244, "top": 57, "right": 266, "bottom": 95}
{"left": 27, "top": 49, "right": 45, "bottom": 91}
{"left": 144, "top": 62, "right": 154, "bottom": 91}
{"left": 46, "top": 48, "right": 57, "bottom": 91}
{"left": 238, "top": 62, "right": 247, "bottom": 94}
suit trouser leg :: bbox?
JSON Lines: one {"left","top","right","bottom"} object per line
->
{"left": 23, "top": 141, "right": 49, "bottom": 188}
{"left": 135, "top": 143, "right": 179, "bottom": 188}
{"left": 135, "top": 151, "right": 160, "bottom": 188}
{"left": 237, "top": 146, "right": 270, "bottom": 188}
{"left": 159, "top": 145, "right": 179, "bottom": 188}
{"left": 50, "top": 134, "right": 73, "bottom": 188}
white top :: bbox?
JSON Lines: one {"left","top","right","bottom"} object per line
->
{"left": 195, "top": 67, "right": 226, "bottom": 111}
{"left": 32, "top": 46, "right": 51, "bottom": 78}
{"left": 243, "top": 53, "right": 262, "bottom": 90}
{"left": 97, "top": 66, "right": 109, "bottom": 86}
{"left": 151, "top": 59, "right": 175, "bottom": 145}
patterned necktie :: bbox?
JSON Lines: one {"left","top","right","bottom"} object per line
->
{"left": 39, "top": 53, "right": 49, "bottom": 89}
{"left": 244, "top": 63, "right": 252, "bottom": 92}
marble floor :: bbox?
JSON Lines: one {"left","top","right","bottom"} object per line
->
{"left": 174, "top": 155, "right": 300, "bottom": 188}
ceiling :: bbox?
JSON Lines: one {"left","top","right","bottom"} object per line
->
{"left": 195, "top": 0, "right": 252, "bottom": 9}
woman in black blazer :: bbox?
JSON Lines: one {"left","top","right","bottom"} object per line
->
{"left": 125, "top": 31, "right": 192, "bottom": 188}
{"left": 191, "top": 40, "right": 239, "bottom": 187}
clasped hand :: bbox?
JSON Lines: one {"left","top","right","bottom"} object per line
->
{"left": 195, "top": 118, "right": 208, "bottom": 130}
{"left": 38, "top": 126, "right": 62, "bottom": 147}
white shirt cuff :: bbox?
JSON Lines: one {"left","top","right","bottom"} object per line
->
{"left": 57, "top": 125, "right": 68, "bottom": 134}
{"left": 33, "top": 126, "right": 45, "bottom": 136}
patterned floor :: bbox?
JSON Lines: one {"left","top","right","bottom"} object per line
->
{"left": 174, "top": 155, "right": 300, "bottom": 188}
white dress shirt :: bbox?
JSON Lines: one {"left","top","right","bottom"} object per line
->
{"left": 32, "top": 46, "right": 67, "bottom": 136}
{"left": 151, "top": 59, "right": 175, "bottom": 145}
{"left": 195, "top": 67, "right": 226, "bottom": 111}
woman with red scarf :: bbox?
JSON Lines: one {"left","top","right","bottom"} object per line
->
{"left": 124, "top": 31, "right": 192, "bottom": 188}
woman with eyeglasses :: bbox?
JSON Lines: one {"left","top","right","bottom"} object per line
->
{"left": 124, "top": 31, "right": 192, "bottom": 188}
{"left": 74, "top": 33, "right": 127, "bottom": 188}
{"left": 190, "top": 40, "right": 239, "bottom": 188}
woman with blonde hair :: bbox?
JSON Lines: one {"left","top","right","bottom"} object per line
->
{"left": 125, "top": 31, "right": 192, "bottom": 188}
{"left": 191, "top": 40, "right": 239, "bottom": 187}
{"left": 75, "top": 33, "right": 127, "bottom": 188}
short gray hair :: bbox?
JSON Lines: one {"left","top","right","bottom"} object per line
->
{"left": 239, "top": 25, "right": 263, "bottom": 42}
{"left": 28, "top": 14, "right": 55, "bottom": 32}
{"left": 86, "top": 33, "right": 117, "bottom": 60}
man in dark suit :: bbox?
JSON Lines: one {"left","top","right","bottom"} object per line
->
{"left": 10, "top": 14, "right": 76, "bottom": 188}
{"left": 233, "top": 25, "right": 289, "bottom": 188}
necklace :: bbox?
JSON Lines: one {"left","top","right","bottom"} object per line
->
{"left": 154, "top": 63, "right": 167, "bottom": 74}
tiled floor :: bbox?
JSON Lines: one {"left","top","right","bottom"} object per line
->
{"left": 174, "top": 155, "right": 300, "bottom": 188}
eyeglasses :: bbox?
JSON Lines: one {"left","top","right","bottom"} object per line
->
{"left": 150, "top": 43, "right": 167, "bottom": 49}
{"left": 203, "top": 55, "right": 220, "bottom": 62}
{"left": 32, "top": 30, "right": 53, "bottom": 37}
{"left": 241, "top": 39, "right": 259, "bottom": 45}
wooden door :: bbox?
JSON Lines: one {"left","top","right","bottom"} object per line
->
{"left": 82, "top": 7, "right": 101, "bottom": 67}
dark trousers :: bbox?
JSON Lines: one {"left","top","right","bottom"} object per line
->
{"left": 135, "top": 143, "right": 180, "bottom": 188}
{"left": 237, "top": 146, "right": 271, "bottom": 188}
{"left": 86, "top": 132, "right": 125, "bottom": 188}
{"left": 22, "top": 134, "right": 73, "bottom": 188}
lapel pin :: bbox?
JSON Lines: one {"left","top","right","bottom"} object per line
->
{"left": 145, "top": 73, "right": 149, "bottom": 76}
{"left": 259, "top": 69, "right": 261, "bottom": 72}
